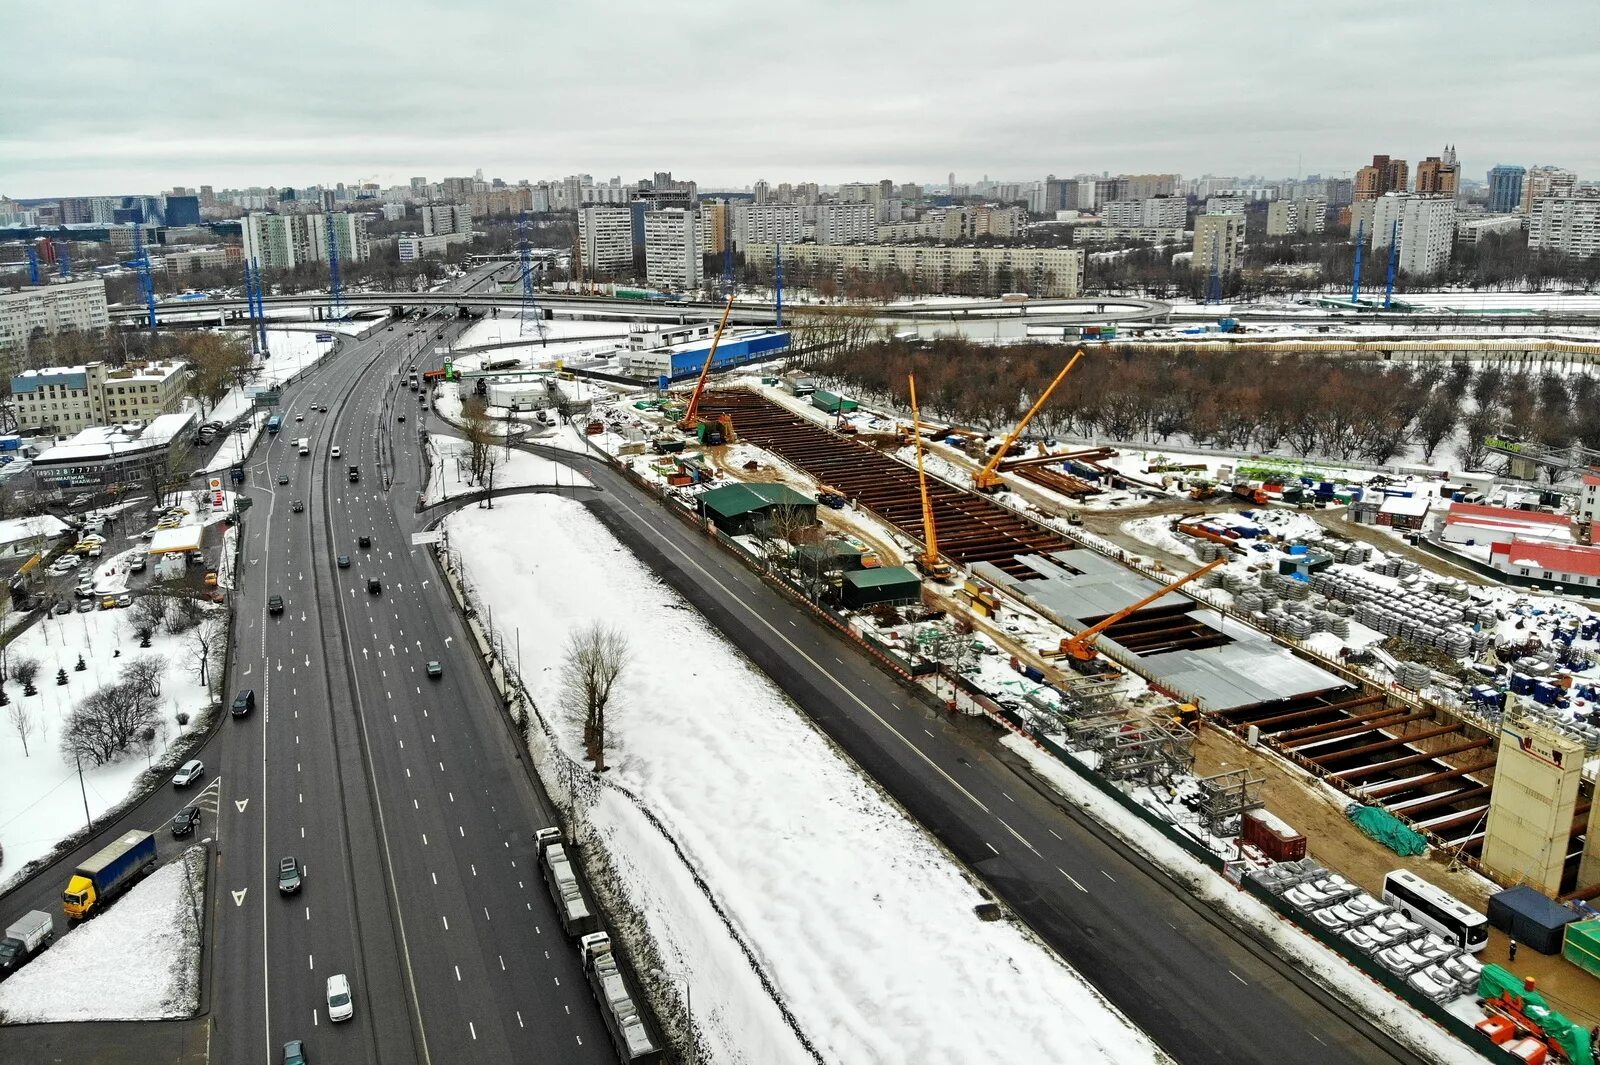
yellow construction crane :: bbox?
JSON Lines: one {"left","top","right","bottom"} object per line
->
{"left": 907, "top": 373, "right": 952, "bottom": 580}
{"left": 973, "top": 349, "right": 1085, "bottom": 492}
{"left": 1060, "top": 557, "right": 1226, "bottom": 663}
{"left": 678, "top": 296, "right": 737, "bottom": 433}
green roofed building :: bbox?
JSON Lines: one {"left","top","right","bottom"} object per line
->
{"left": 697, "top": 482, "right": 818, "bottom": 535}
{"left": 842, "top": 566, "right": 922, "bottom": 608}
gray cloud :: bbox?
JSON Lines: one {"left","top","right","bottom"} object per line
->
{"left": 1, "top": 0, "right": 1594, "bottom": 196}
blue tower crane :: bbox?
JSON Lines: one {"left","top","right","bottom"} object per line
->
{"left": 245, "top": 259, "right": 269, "bottom": 357}
{"left": 25, "top": 246, "right": 39, "bottom": 285}
{"left": 131, "top": 225, "right": 157, "bottom": 331}
{"left": 57, "top": 243, "right": 70, "bottom": 278}
{"left": 325, "top": 215, "right": 345, "bottom": 319}
{"left": 775, "top": 243, "right": 784, "bottom": 328}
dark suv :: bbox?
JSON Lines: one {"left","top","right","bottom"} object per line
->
{"left": 231, "top": 689, "right": 256, "bottom": 717}
{"left": 268, "top": 595, "right": 284, "bottom": 615}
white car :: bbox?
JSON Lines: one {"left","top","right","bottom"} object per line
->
{"left": 172, "top": 760, "right": 205, "bottom": 787}
{"left": 326, "top": 973, "right": 353, "bottom": 1022}
{"left": 330, "top": 446, "right": 341, "bottom": 459}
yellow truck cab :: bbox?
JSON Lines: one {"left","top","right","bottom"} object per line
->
{"left": 62, "top": 830, "right": 157, "bottom": 921}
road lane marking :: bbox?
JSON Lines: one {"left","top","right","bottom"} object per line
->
{"left": 1230, "top": 970, "right": 1248, "bottom": 985}
{"left": 1059, "top": 868, "right": 1087, "bottom": 892}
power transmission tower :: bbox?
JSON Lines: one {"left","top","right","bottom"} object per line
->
{"left": 517, "top": 212, "right": 546, "bottom": 340}
{"left": 325, "top": 214, "right": 345, "bottom": 319}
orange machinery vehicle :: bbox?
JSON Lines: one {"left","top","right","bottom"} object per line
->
{"left": 906, "top": 373, "right": 952, "bottom": 580}
{"left": 678, "top": 296, "right": 737, "bottom": 434}
{"left": 1059, "top": 557, "right": 1227, "bottom": 663}
{"left": 972, "top": 350, "right": 1084, "bottom": 492}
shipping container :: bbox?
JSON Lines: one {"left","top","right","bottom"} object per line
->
{"left": 1241, "top": 809, "right": 1307, "bottom": 862}
{"left": 1488, "top": 885, "right": 1579, "bottom": 955}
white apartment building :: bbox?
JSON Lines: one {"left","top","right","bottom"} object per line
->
{"left": 0, "top": 279, "right": 111, "bottom": 354}
{"left": 1457, "top": 215, "right": 1526, "bottom": 246}
{"left": 1371, "top": 194, "right": 1457, "bottom": 277}
{"left": 746, "top": 243, "right": 1085, "bottom": 298}
{"left": 579, "top": 206, "right": 634, "bottom": 273}
{"left": 1522, "top": 167, "right": 1577, "bottom": 214}
{"left": 1529, "top": 195, "right": 1600, "bottom": 259}
{"left": 1191, "top": 214, "right": 1245, "bottom": 275}
{"left": 241, "top": 212, "right": 369, "bottom": 268}
{"left": 1073, "top": 226, "right": 1185, "bottom": 245}
{"left": 732, "top": 204, "right": 804, "bottom": 250}
{"left": 814, "top": 203, "right": 876, "bottom": 245}
{"left": 644, "top": 208, "right": 702, "bottom": 290}
{"left": 1103, "top": 197, "right": 1187, "bottom": 229}
{"left": 420, "top": 203, "right": 472, "bottom": 237}
{"left": 160, "top": 246, "right": 242, "bottom": 274}
{"left": 381, "top": 203, "right": 406, "bottom": 221}
{"left": 1265, "top": 198, "right": 1327, "bottom": 236}
{"left": 397, "top": 233, "right": 467, "bottom": 262}
{"left": 1203, "top": 197, "right": 1247, "bottom": 216}
{"left": 9, "top": 360, "right": 188, "bottom": 433}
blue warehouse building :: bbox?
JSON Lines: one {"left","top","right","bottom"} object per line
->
{"left": 621, "top": 329, "right": 791, "bottom": 382}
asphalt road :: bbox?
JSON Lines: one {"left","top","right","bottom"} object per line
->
{"left": 496, "top": 435, "right": 1435, "bottom": 1065}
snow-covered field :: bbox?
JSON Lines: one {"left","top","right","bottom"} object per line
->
{"left": 0, "top": 845, "right": 206, "bottom": 1022}
{"left": 0, "top": 603, "right": 225, "bottom": 889}
{"left": 445, "top": 493, "right": 1169, "bottom": 1065}
{"left": 209, "top": 328, "right": 342, "bottom": 425}
{"left": 422, "top": 436, "right": 589, "bottom": 505}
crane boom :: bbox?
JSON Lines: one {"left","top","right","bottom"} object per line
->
{"left": 974, "top": 349, "right": 1084, "bottom": 491}
{"left": 679, "top": 296, "right": 737, "bottom": 430}
{"left": 907, "top": 374, "right": 950, "bottom": 578}
{"left": 1062, "top": 557, "right": 1227, "bottom": 661}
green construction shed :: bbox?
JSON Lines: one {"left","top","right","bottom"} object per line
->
{"left": 698, "top": 482, "right": 818, "bottom": 536}
{"left": 841, "top": 566, "right": 923, "bottom": 609}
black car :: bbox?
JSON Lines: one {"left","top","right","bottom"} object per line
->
{"left": 397, "top": 414, "right": 406, "bottom": 423}
{"left": 277, "top": 475, "right": 289, "bottom": 485}
{"left": 358, "top": 535, "right": 371, "bottom": 549}
{"left": 292, "top": 500, "right": 304, "bottom": 513}
{"left": 337, "top": 554, "right": 351, "bottom": 568}
{"left": 232, "top": 688, "right": 256, "bottom": 717}
{"left": 282, "top": 1039, "right": 306, "bottom": 1065}
{"left": 367, "top": 578, "right": 381, "bottom": 595}
{"left": 268, "top": 595, "right": 284, "bottom": 615}
{"left": 171, "top": 807, "right": 201, "bottom": 837}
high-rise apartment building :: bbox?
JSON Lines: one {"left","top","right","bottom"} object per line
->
{"left": 1487, "top": 166, "right": 1526, "bottom": 215}
{"left": 814, "top": 203, "right": 877, "bottom": 244}
{"left": 420, "top": 204, "right": 472, "bottom": 236}
{"left": 579, "top": 206, "right": 634, "bottom": 274}
{"left": 1192, "top": 215, "right": 1244, "bottom": 276}
{"left": 752, "top": 180, "right": 770, "bottom": 205}
{"left": 1266, "top": 198, "right": 1327, "bottom": 236}
{"left": 1414, "top": 147, "right": 1460, "bottom": 197}
{"left": 698, "top": 201, "right": 731, "bottom": 257}
{"left": 1103, "top": 196, "right": 1186, "bottom": 228}
{"left": 241, "top": 213, "right": 368, "bottom": 269}
{"left": 1522, "top": 167, "right": 1578, "bottom": 214}
{"left": 732, "top": 204, "right": 804, "bottom": 250}
{"left": 746, "top": 243, "right": 1084, "bottom": 298}
{"left": 1370, "top": 194, "right": 1457, "bottom": 277}
{"left": 1354, "top": 155, "right": 1409, "bottom": 200}
{"left": 1117, "top": 174, "right": 1181, "bottom": 200}
{"left": 1528, "top": 193, "right": 1600, "bottom": 259}
{"left": 1203, "top": 196, "right": 1247, "bottom": 216}
{"left": 644, "top": 208, "right": 701, "bottom": 290}
{"left": 0, "top": 279, "right": 111, "bottom": 354}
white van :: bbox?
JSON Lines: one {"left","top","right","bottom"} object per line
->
{"left": 297, "top": 437, "right": 310, "bottom": 456}
{"left": 326, "top": 973, "right": 353, "bottom": 1021}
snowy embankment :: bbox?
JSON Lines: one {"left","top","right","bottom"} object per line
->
{"left": 0, "top": 844, "right": 206, "bottom": 1022}
{"left": 0, "top": 604, "right": 226, "bottom": 889}
{"left": 205, "top": 410, "right": 269, "bottom": 473}
{"left": 422, "top": 436, "right": 589, "bottom": 505}
{"left": 445, "top": 493, "right": 1169, "bottom": 1065}
{"left": 208, "top": 328, "right": 340, "bottom": 426}
{"left": 1001, "top": 736, "right": 1490, "bottom": 1065}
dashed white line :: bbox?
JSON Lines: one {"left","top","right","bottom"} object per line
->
{"left": 1058, "top": 868, "right": 1087, "bottom": 892}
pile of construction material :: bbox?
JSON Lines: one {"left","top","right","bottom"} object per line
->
{"left": 1247, "top": 860, "right": 1482, "bottom": 1004}
{"left": 1310, "top": 568, "right": 1488, "bottom": 658}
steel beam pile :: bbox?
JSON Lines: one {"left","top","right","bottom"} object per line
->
{"left": 699, "top": 391, "right": 1071, "bottom": 577}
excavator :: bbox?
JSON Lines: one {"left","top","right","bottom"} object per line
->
{"left": 973, "top": 349, "right": 1085, "bottom": 493}
{"left": 1059, "top": 556, "right": 1227, "bottom": 664}
{"left": 678, "top": 296, "right": 738, "bottom": 444}
{"left": 907, "top": 373, "right": 953, "bottom": 580}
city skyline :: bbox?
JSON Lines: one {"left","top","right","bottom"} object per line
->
{"left": 2, "top": 0, "right": 1595, "bottom": 197}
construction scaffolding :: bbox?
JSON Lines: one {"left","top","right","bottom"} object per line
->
{"left": 1195, "top": 769, "right": 1265, "bottom": 837}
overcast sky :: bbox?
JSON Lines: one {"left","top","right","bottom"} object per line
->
{"left": 2, "top": 0, "right": 1594, "bottom": 197}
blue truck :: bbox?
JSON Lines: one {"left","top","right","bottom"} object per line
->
{"left": 265, "top": 414, "right": 283, "bottom": 434}
{"left": 62, "top": 830, "right": 158, "bottom": 921}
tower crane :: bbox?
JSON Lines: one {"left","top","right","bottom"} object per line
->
{"left": 1059, "top": 557, "right": 1227, "bottom": 663}
{"left": 907, "top": 373, "right": 952, "bottom": 580}
{"left": 972, "top": 349, "right": 1084, "bottom": 492}
{"left": 678, "top": 296, "right": 737, "bottom": 438}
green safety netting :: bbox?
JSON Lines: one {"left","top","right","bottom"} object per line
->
{"left": 1478, "top": 964, "right": 1594, "bottom": 1065}
{"left": 1345, "top": 804, "right": 1428, "bottom": 857}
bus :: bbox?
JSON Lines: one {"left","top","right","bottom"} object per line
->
{"left": 1381, "top": 869, "right": 1488, "bottom": 953}
{"left": 265, "top": 414, "right": 283, "bottom": 434}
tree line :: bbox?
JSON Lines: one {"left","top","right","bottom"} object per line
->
{"left": 803, "top": 336, "right": 1600, "bottom": 471}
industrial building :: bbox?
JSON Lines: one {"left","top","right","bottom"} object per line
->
{"left": 745, "top": 243, "right": 1085, "bottom": 298}
{"left": 9, "top": 360, "right": 189, "bottom": 434}
{"left": 621, "top": 329, "right": 790, "bottom": 380}
{"left": 841, "top": 567, "right": 923, "bottom": 609}
{"left": 696, "top": 482, "right": 817, "bottom": 536}
{"left": 0, "top": 278, "right": 110, "bottom": 354}
{"left": 30, "top": 411, "right": 197, "bottom": 490}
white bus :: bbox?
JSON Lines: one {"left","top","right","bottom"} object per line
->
{"left": 1382, "top": 869, "right": 1488, "bottom": 953}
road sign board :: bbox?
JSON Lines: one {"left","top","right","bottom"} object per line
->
{"left": 410, "top": 530, "right": 443, "bottom": 546}
{"left": 315, "top": 332, "right": 334, "bottom": 342}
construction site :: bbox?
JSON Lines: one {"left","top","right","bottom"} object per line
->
{"left": 440, "top": 299, "right": 1600, "bottom": 1063}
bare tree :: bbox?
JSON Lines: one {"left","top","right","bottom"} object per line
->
{"left": 461, "top": 396, "right": 496, "bottom": 485}
{"left": 7, "top": 700, "right": 36, "bottom": 757}
{"left": 186, "top": 617, "right": 224, "bottom": 689}
{"left": 122, "top": 654, "right": 167, "bottom": 701}
{"left": 13, "top": 657, "right": 40, "bottom": 691}
{"left": 61, "top": 678, "right": 160, "bottom": 767}
{"left": 166, "top": 594, "right": 206, "bottom": 634}
{"left": 561, "top": 623, "right": 629, "bottom": 772}
{"left": 128, "top": 593, "right": 170, "bottom": 637}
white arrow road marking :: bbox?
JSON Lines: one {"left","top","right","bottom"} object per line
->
{"left": 243, "top": 664, "right": 252, "bottom": 675}
{"left": 236, "top": 798, "right": 249, "bottom": 812}
{"left": 232, "top": 889, "right": 248, "bottom": 906}
{"left": 444, "top": 636, "right": 453, "bottom": 647}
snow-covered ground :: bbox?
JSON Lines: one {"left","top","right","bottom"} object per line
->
{"left": 0, "top": 844, "right": 206, "bottom": 1022}
{"left": 444, "top": 493, "right": 1169, "bottom": 1064}
{"left": 422, "top": 435, "right": 590, "bottom": 505}
{"left": 205, "top": 410, "right": 269, "bottom": 473}
{"left": 0, "top": 602, "right": 226, "bottom": 889}
{"left": 208, "top": 328, "right": 342, "bottom": 425}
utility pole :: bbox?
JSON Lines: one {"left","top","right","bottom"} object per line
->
{"left": 75, "top": 750, "right": 92, "bottom": 833}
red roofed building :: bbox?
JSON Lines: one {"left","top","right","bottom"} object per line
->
{"left": 1440, "top": 501, "right": 1572, "bottom": 548}
{"left": 1490, "top": 538, "right": 1600, "bottom": 588}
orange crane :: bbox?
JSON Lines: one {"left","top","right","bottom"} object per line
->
{"left": 907, "top": 373, "right": 952, "bottom": 580}
{"left": 678, "top": 296, "right": 737, "bottom": 433}
{"left": 972, "top": 349, "right": 1085, "bottom": 492}
{"left": 1060, "top": 556, "right": 1227, "bottom": 663}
